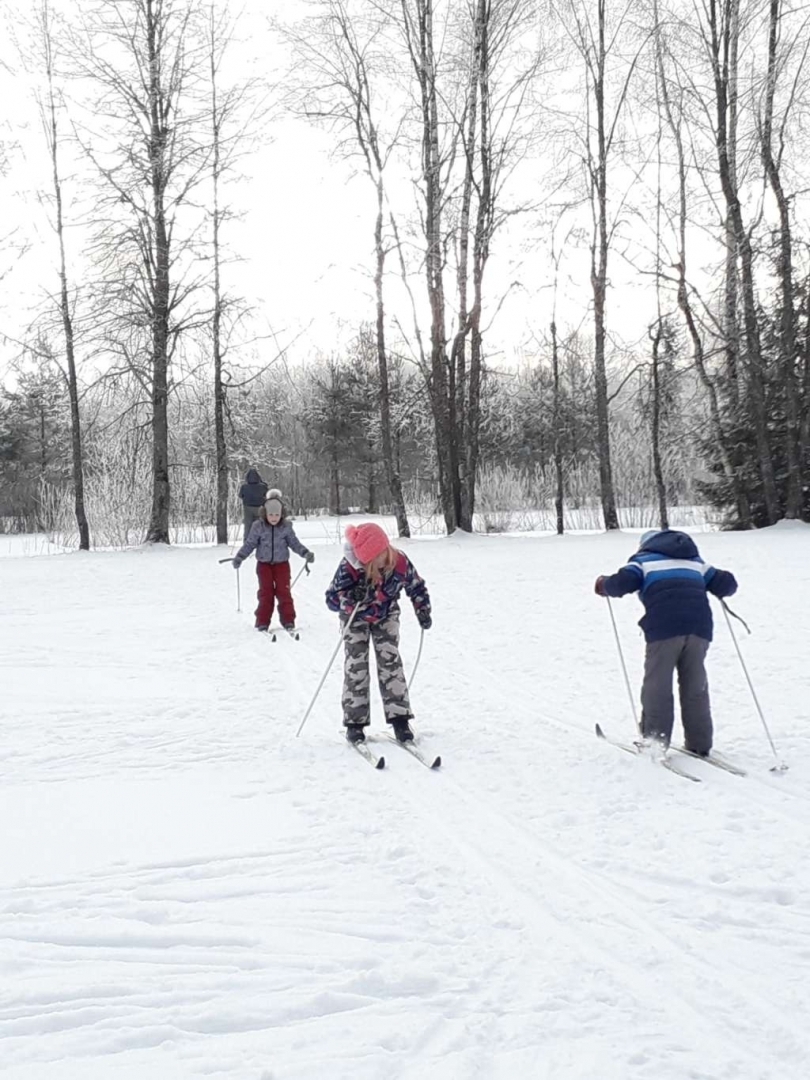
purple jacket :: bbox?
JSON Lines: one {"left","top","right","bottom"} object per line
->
{"left": 325, "top": 550, "right": 430, "bottom": 625}
{"left": 234, "top": 519, "right": 310, "bottom": 566}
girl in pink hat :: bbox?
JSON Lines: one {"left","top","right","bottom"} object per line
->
{"left": 325, "top": 523, "right": 432, "bottom": 745}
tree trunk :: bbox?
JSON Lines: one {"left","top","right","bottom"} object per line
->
{"left": 650, "top": 320, "right": 669, "bottom": 530}
{"left": 709, "top": 0, "right": 780, "bottom": 524}
{"left": 723, "top": 0, "right": 741, "bottom": 403}
{"left": 329, "top": 443, "right": 340, "bottom": 516}
{"left": 407, "top": 0, "right": 454, "bottom": 533}
{"left": 42, "top": 4, "right": 90, "bottom": 550}
{"left": 373, "top": 178, "right": 410, "bottom": 537}
{"left": 655, "top": 5, "right": 752, "bottom": 527}
{"left": 452, "top": 1, "right": 480, "bottom": 532}
{"left": 591, "top": 0, "right": 620, "bottom": 531}
{"left": 367, "top": 447, "right": 377, "bottom": 513}
{"left": 459, "top": 0, "right": 487, "bottom": 534}
{"left": 551, "top": 318, "right": 564, "bottom": 535}
{"left": 145, "top": 0, "right": 171, "bottom": 544}
{"left": 761, "top": 0, "right": 802, "bottom": 518}
{"left": 210, "top": 10, "right": 229, "bottom": 545}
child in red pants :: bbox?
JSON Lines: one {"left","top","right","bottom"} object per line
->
{"left": 233, "top": 489, "right": 314, "bottom": 631}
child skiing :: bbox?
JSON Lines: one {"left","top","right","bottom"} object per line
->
{"left": 325, "top": 523, "right": 431, "bottom": 745}
{"left": 594, "top": 529, "right": 737, "bottom": 756}
{"left": 233, "top": 489, "right": 314, "bottom": 632}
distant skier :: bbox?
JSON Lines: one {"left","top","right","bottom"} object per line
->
{"left": 233, "top": 489, "right": 314, "bottom": 632}
{"left": 595, "top": 529, "right": 737, "bottom": 756}
{"left": 325, "top": 522, "right": 431, "bottom": 746}
{"left": 238, "top": 468, "right": 268, "bottom": 541}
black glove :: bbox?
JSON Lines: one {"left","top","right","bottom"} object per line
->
{"left": 305, "top": 551, "right": 315, "bottom": 564}
{"left": 233, "top": 558, "right": 242, "bottom": 570}
{"left": 348, "top": 580, "right": 370, "bottom": 603}
{"left": 417, "top": 608, "right": 432, "bottom": 630}
{"left": 594, "top": 575, "right": 606, "bottom": 596}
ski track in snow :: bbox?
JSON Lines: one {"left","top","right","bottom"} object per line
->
{"left": 1, "top": 525, "right": 809, "bottom": 1079}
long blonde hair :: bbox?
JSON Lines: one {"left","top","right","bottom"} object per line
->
{"left": 363, "top": 545, "right": 398, "bottom": 585}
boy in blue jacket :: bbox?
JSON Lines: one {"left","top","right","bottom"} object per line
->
{"left": 595, "top": 529, "right": 737, "bottom": 756}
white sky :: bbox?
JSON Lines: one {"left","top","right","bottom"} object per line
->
{"left": 0, "top": 0, "right": 775, "bottom": 383}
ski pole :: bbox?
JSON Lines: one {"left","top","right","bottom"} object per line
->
{"left": 291, "top": 562, "right": 311, "bottom": 591}
{"left": 296, "top": 603, "right": 361, "bottom": 738}
{"left": 408, "top": 627, "right": 425, "bottom": 691}
{"left": 605, "top": 596, "right": 640, "bottom": 733}
{"left": 218, "top": 557, "right": 242, "bottom": 613}
{"left": 719, "top": 599, "right": 787, "bottom": 772}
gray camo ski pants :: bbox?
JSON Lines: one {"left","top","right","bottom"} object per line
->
{"left": 341, "top": 610, "right": 412, "bottom": 727}
{"left": 640, "top": 634, "right": 713, "bottom": 754}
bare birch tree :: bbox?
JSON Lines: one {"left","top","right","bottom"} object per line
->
{"left": 453, "top": 0, "right": 541, "bottom": 531}
{"left": 702, "top": 0, "right": 780, "bottom": 523}
{"left": 652, "top": 0, "right": 752, "bottom": 527}
{"left": 23, "top": 0, "right": 91, "bottom": 549}
{"left": 554, "top": 0, "right": 645, "bottom": 530}
{"left": 72, "top": 0, "right": 209, "bottom": 544}
{"left": 280, "top": 0, "right": 411, "bottom": 536}
{"left": 756, "top": 0, "right": 809, "bottom": 518}
{"left": 206, "top": 2, "right": 264, "bottom": 544}
{"left": 398, "top": 0, "right": 456, "bottom": 532}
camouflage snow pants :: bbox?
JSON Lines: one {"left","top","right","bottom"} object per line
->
{"left": 341, "top": 610, "right": 412, "bottom": 727}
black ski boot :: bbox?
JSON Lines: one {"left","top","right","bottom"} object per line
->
{"left": 345, "top": 724, "right": 367, "bottom": 744}
{"left": 391, "top": 718, "right": 414, "bottom": 743}
{"left": 256, "top": 625, "right": 269, "bottom": 632}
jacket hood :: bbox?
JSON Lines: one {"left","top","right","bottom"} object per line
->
{"left": 638, "top": 529, "right": 699, "bottom": 559}
{"left": 245, "top": 468, "right": 262, "bottom": 484}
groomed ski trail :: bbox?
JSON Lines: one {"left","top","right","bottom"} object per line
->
{"left": 380, "top": 761, "right": 810, "bottom": 1079}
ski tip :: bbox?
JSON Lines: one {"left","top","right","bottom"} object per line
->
{"left": 376, "top": 756, "right": 386, "bottom": 770}
{"left": 430, "top": 756, "right": 442, "bottom": 769}
{"left": 595, "top": 723, "right": 606, "bottom": 739}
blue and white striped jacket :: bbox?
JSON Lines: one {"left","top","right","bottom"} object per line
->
{"left": 601, "top": 530, "right": 737, "bottom": 642}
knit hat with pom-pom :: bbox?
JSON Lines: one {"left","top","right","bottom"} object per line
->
{"left": 265, "top": 488, "right": 283, "bottom": 516}
{"left": 345, "top": 522, "right": 389, "bottom": 564}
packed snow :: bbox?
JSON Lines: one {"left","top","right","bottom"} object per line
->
{"left": 1, "top": 521, "right": 809, "bottom": 1080}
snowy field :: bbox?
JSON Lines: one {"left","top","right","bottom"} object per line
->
{"left": 1, "top": 521, "right": 809, "bottom": 1080}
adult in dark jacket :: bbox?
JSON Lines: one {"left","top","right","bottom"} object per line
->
{"left": 595, "top": 529, "right": 738, "bottom": 756}
{"left": 233, "top": 489, "right": 314, "bottom": 631}
{"left": 238, "top": 468, "right": 268, "bottom": 541}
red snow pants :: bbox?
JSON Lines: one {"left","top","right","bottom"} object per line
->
{"left": 255, "top": 561, "right": 294, "bottom": 627}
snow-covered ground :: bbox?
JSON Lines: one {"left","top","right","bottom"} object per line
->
{"left": 1, "top": 522, "right": 809, "bottom": 1080}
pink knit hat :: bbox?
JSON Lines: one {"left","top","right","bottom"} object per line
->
{"left": 346, "top": 523, "right": 389, "bottom": 565}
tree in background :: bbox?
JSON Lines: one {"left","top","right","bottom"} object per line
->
{"left": 30, "top": 0, "right": 90, "bottom": 549}
{"left": 72, "top": 0, "right": 210, "bottom": 544}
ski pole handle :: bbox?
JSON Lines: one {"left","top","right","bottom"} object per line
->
{"left": 218, "top": 557, "right": 233, "bottom": 564}
{"left": 296, "top": 603, "right": 361, "bottom": 738}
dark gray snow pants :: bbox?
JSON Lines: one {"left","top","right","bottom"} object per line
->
{"left": 242, "top": 504, "right": 263, "bottom": 542}
{"left": 640, "top": 634, "right": 713, "bottom": 754}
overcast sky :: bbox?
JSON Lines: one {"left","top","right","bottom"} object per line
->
{"left": 0, "top": 0, "right": 704, "bottom": 385}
